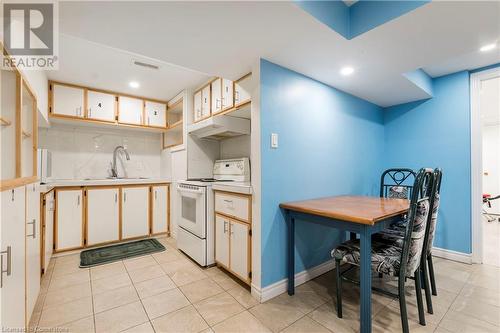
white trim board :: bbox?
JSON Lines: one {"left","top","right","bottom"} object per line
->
{"left": 432, "top": 247, "right": 472, "bottom": 264}
{"left": 470, "top": 67, "right": 500, "bottom": 264}
{"left": 253, "top": 259, "right": 335, "bottom": 303}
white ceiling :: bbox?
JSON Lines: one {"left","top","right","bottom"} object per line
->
{"left": 48, "top": 34, "right": 210, "bottom": 101}
{"left": 57, "top": 1, "right": 500, "bottom": 106}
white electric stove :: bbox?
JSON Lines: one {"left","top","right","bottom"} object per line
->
{"left": 176, "top": 158, "right": 250, "bottom": 266}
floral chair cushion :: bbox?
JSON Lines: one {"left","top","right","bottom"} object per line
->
{"left": 388, "top": 186, "right": 410, "bottom": 199}
{"left": 332, "top": 200, "right": 430, "bottom": 277}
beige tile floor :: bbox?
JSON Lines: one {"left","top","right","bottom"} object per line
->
{"left": 29, "top": 237, "right": 500, "bottom": 333}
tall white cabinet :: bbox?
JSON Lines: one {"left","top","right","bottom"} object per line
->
{"left": 55, "top": 189, "right": 83, "bottom": 251}
{"left": 1, "top": 187, "right": 27, "bottom": 330}
{"left": 86, "top": 188, "right": 119, "bottom": 246}
{"left": 122, "top": 186, "right": 149, "bottom": 239}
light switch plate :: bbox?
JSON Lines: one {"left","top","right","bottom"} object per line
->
{"left": 271, "top": 133, "right": 278, "bottom": 148}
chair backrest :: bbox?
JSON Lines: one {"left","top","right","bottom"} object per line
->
{"left": 399, "top": 168, "right": 434, "bottom": 277}
{"left": 423, "top": 168, "right": 442, "bottom": 256}
{"left": 380, "top": 168, "right": 417, "bottom": 199}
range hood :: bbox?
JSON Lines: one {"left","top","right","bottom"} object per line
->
{"left": 188, "top": 115, "right": 250, "bottom": 140}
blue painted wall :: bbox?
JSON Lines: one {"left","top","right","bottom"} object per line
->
{"left": 403, "top": 68, "right": 434, "bottom": 97}
{"left": 260, "top": 59, "right": 385, "bottom": 287}
{"left": 383, "top": 71, "right": 471, "bottom": 253}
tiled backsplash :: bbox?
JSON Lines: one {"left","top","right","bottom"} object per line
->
{"left": 38, "top": 126, "right": 163, "bottom": 180}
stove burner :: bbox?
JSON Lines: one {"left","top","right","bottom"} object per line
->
{"left": 186, "top": 178, "right": 234, "bottom": 183}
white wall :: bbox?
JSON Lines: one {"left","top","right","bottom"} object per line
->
{"left": 220, "top": 135, "right": 250, "bottom": 160}
{"left": 483, "top": 124, "right": 500, "bottom": 214}
{"left": 39, "top": 125, "right": 163, "bottom": 180}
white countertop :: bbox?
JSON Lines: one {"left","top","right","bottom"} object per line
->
{"left": 42, "top": 178, "right": 171, "bottom": 188}
{"left": 212, "top": 182, "right": 252, "bottom": 195}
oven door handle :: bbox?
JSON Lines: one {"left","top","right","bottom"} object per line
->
{"left": 177, "top": 186, "right": 204, "bottom": 195}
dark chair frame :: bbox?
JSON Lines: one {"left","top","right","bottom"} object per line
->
{"left": 335, "top": 168, "right": 436, "bottom": 333}
{"left": 420, "top": 168, "right": 442, "bottom": 314}
{"left": 380, "top": 168, "right": 417, "bottom": 199}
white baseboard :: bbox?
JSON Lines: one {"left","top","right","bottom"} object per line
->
{"left": 432, "top": 246, "right": 472, "bottom": 264}
{"left": 255, "top": 259, "right": 335, "bottom": 303}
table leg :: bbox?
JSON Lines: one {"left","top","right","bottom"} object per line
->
{"left": 359, "top": 226, "right": 372, "bottom": 333}
{"left": 287, "top": 212, "right": 295, "bottom": 295}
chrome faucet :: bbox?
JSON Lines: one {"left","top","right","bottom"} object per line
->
{"left": 111, "top": 146, "right": 130, "bottom": 178}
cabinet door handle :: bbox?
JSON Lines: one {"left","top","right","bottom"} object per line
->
{"left": 216, "top": 99, "right": 221, "bottom": 109}
{"left": 148, "top": 116, "right": 150, "bottom": 125}
{"left": 27, "top": 219, "right": 36, "bottom": 238}
{"left": 155, "top": 190, "right": 157, "bottom": 200}
{"left": 235, "top": 91, "right": 240, "bottom": 102}
{"left": 77, "top": 195, "right": 80, "bottom": 206}
{"left": 223, "top": 221, "right": 228, "bottom": 233}
{"left": 124, "top": 192, "right": 127, "bottom": 202}
{"left": 115, "top": 193, "right": 118, "bottom": 203}
{"left": 88, "top": 107, "right": 92, "bottom": 118}
{"left": 1, "top": 246, "right": 12, "bottom": 288}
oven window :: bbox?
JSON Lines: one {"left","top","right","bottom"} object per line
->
{"left": 182, "top": 196, "right": 197, "bottom": 223}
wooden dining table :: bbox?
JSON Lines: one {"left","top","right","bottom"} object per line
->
{"left": 280, "top": 195, "right": 409, "bottom": 333}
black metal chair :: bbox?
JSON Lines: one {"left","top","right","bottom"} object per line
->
{"left": 380, "top": 168, "right": 417, "bottom": 199}
{"left": 374, "top": 169, "right": 442, "bottom": 315}
{"left": 332, "top": 168, "right": 435, "bottom": 333}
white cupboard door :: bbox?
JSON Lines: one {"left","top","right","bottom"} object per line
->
{"left": 193, "top": 90, "right": 202, "bottom": 122}
{"left": 230, "top": 221, "right": 249, "bottom": 281}
{"left": 122, "top": 187, "right": 149, "bottom": 239}
{"left": 215, "top": 215, "right": 230, "bottom": 268}
{"left": 25, "top": 183, "right": 40, "bottom": 323}
{"left": 235, "top": 75, "right": 251, "bottom": 106}
{"left": 222, "top": 79, "right": 234, "bottom": 110}
{"left": 87, "top": 188, "right": 119, "bottom": 246}
{"left": 152, "top": 185, "right": 168, "bottom": 234}
{"left": 1, "top": 187, "right": 26, "bottom": 330}
{"left": 145, "top": 101, "right": 167, "bottom": 128}
{"left": 201, "top": 85, "right": 211, "bottom": 119}
{"left": 118, "top": 96, "right": 144, "bottom": 125}
{"left": 87, "top": 90, "right": 116, "bottom": 122}
{"left": 43, "top": 190, "right": 55, "bottom": 272}
{"left": 52, "top": 84, "right": 85, "bottom": 117}
{"left": 211, "top": 79, "right": 222, "bottom": 115}
{"left": 56, "top": 190, "right": 83, "bottom": 250}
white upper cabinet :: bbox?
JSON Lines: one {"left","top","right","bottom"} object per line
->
{"left": 118, "top": 96, "right": 143, "bottom": 125}
{"left": 87, "top": 90, "right": 116, "bottom": 122}
{"left": 211, "top": 79, "right": 222, "bottom": 115}
{"left": 235, "top": 74, "right": 251, "bottom": 106}
{"left": 193, "top": 90, "right": 202, "bottom": 123}
{"left": 52, "top": 83, "right": 85, "bottom": 118}
{"left": 221, "top": 78, "right": 234, "bottom": 111}
{"left": 86, "top": 188, "right": 119, "bottom": 246}
{"left": 201, "top": 85, "right": 211, "bottom": 120}
{"left": 145, "top": 101, "right": 167, "bottom": 128}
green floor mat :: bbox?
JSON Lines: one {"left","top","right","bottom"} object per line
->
{"left": 80, "top": 238, "right": 165, "bottom": 267}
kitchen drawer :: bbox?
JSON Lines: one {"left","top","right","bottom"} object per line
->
{"left": 215, "top": 192, "right": 250, "bottom": 222}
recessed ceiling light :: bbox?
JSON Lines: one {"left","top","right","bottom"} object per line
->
{"left": 129, "top": 81, "right": 140, "bottom": 88}
{"left": 480, "top": 43, "right": 497, "bottom": 52}
{"left": 340, "top": 67, "right": 354, "bottom": 76}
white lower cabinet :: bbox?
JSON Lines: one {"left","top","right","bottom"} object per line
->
{"left": 122, "top": 186, "right": 149, "bottom": 239}
{"left": 42, "top": 190, "right": 55, "bottom": 272}
{"left": 152, "top": 185, "right": 169, "bottom": 234}
{"left": 25, "top": 184, "right": 40, "bottom": 324}
{"left": 215, "top": 215, "right": 230, "bottom": 268}
{"left": 86, "top": 188, "right": 119, "bottom": 245}
{"left": 55, "top": 189, "right": 83, "bottom": 250}
{"left": 215, "top": 212, "right": 251, "bottom": 284}
{"left": 1, "top": 187, "right": 26, "bottom": 330}
{"left": 229, "top": 220, "right": 250, "bottom": 281}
